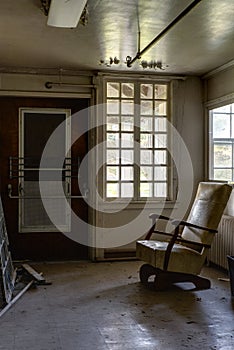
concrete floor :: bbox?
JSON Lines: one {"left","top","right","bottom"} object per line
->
{"left": 0, "top": 260, "right": 233, "bottom": 350}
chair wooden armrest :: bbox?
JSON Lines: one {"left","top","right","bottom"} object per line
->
{"left": 175, "top": 237, "right": 211, "bottom": 249}
{"left": 145, "top": 214, "right": 174, "bottom": 240}
{"left": 163, "top": 219, "right": 216, "bottom": 270}
{"left": 149, "top": 213, "right": 173, "bottom": 222}
{"left": 171, "top": 219, "right": 217, "bottom": 234}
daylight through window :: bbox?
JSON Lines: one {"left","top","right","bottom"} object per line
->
{"left": 105, "top": 81, "right": 170, "bottom": 199}
{"left": 209, "top": 103, "right": 234, "bottom": 181}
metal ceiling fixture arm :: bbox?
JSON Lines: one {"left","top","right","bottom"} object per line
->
{"left": 127, "top": 0, "right": 202, "bottom": 67}
{"left": 137, "top": 4, "right": 141, "bottom": 59}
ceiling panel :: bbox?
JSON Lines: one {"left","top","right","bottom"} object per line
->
{"left": 0, "top": 0, "right": 233, "bottom": 75}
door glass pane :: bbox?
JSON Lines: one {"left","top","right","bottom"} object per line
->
{"left": 154, "top": 183, "right": 167, "bottom": 197}
{"left": 107, "top": 150, "right": 119, "bottom": 164}
{"left": 154, "top": 134, "right": 167, "bottom": 148}
{"left": 107, "top": 133, "right": 119, "bottom": 148}
{"left": 121, "top": 166, "right": 133, "bottom": 180}
{"left": 140, "top": 134, "right": 152, "bottom": 148}
{"left": 155, "top": 85, "right": 167, "bottom": 99}
{"left": 141, "top": 101, "right": 153, "bottom": 115}
{"left": 140, "top": 117, "right": 153, "bottom": 131}
{"left": 121, "top": 133, "right": 134, "bottom": 148}
{"left": 107, "top": 100, "right": 119, "bottom": 114}
{"left": 154, "top": 150, "right": 167, "bottom": 164}
{"left": 106, "top": 166, "right": 119, "bottom": 180}
{"left": 107, "top": 116, "right": 119, "bottom": 131}
{"left": 20, "top": 109, "right": 70, "bottom": 232}
{"left": 121, "top": 100, "right": 134, "bottom": 115}
{"left": 140, "top": 166, "right": 153, "bottom": 180}
{"left": 121, "top": 117, "right": 134, "bottom": 131}
{"left": 106, "top": 183, "right": 119, "bottom": 197}
{"left": 121, "top": 150, "right": 134, "bottom": 164}
{"left": 140, "top": 150, "right": 153, "bottom": 164}
{"left": 155, "top": 101, "right": 166, "bottom": 115}
{"left": 155, "top": 117, "right": 167, "bottom": 132}
{"left": 107, "top": 82, "right": 120, "bottom": 97}
{"left": 154, "top": 166, "right": 167, "bottom": 180}
{"left": 140, "top": 84, "right": 153, "bottom": 99}
{"left": 121, "top": 83, "right": 134, "bottom": 98}
{"left": 140, "top": 183, "right": 153, "bottom": 197}
{"left": 121, "top": 183, "right": 133, "bottom": 197}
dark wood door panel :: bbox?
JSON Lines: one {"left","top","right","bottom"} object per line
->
{"left": 0, "top": 97, "right": 89, "bottom": 261}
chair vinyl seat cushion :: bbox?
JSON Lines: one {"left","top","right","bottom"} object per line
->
{"left": 136, "top": 240, "right": 205, "bottom": 275}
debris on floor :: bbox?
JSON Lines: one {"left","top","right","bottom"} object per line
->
{"left": 0, "top": 263, "right": 51, "bottom": 318}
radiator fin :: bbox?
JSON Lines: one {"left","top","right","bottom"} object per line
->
{"left": 208, "top": 215, "right": 234, "bottom": 270}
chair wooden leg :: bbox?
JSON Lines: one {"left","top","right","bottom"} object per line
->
{"left": 139, "top": 265, "right": 211, "bottom": 291}
{"left": 154, "top": 270, "right": 211, "bottom": 291}
{"left": 139, "top": 264, "right": 157, "bottom": 286}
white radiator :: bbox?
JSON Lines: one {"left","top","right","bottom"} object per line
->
{"left": 208, "top": 215, "right": 234, "bottom": 270}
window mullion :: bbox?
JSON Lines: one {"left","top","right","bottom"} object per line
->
{"left": 134, "top": 83, "right": 141, "bottom": 200}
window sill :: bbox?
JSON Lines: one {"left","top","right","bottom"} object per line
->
{"left": 98, "top": 200, "right": 178, "bottom": 211}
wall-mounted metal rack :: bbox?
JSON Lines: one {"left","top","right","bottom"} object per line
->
{"left": 8, "top": 156, "right": 88, "bottom": 199}
{"left": 9, "top": 156, "right": 80, "bottom": 179}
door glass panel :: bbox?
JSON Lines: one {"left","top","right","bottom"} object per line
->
{"left": 121, "top": 117, "right": 134, "bottom": 131}
{"left": 140, "top": 150, "right": 153, "bottom": 164}
{"left": 121, "top": 150, "right": 134, "bottom": 164}
{"left": 107, "top": 133, "right": 119, "bottom": 148}
{"left": 107, "top": 150, "right": 119, "bottom": 164}
{"left": 19, "top": 109, "right": 70, "bottom": 232}
{"left": 121, "top": 83, "right": 134, "bottom": 98}
{"left": 154, "top": 183, "right": 167, "bottom": 197}
{"left": 140, "top": 134, "right": 152, "bottom": 148}
{"left": 155, "top": 101, "right": 167, "bottom": 115}
{"left": 141, "top": 117, "right": 153, "bottom": 131}
{"left": 121, "top": 133, "right": 134, "bottom": 148}
{"left": 107, "top": 116, "right": 119, "bottom": 131}
{"left": 106, "top": 166, "right": 119, "bottom": 181}
{"left": 107, "top": 82, "right": 120, "bottom": 97}
{"left": 140, "top": 183, "right": 153, "bottom": 197}
{"left": 121, "top": 166, "right": 133, "bottom": 180}
{"left": 154, "top": 85, "right": 167, "bottom": 99}
{"left": 121, "top": 100, "right": 134, "bottom": 115}
{"left": 106, "top": 183, "right": 119, "bottom": 197}
{"left": 107, "top": 100, "right": 119, "bottom": 114}
{"left": 121, "top": 183, "right": 133, "bottom": 197}
{"left": 140, "top": 84, "right": 153, "bottom": 99}
{"left": 141, "top": 101, "right": 153, "bottom": 115}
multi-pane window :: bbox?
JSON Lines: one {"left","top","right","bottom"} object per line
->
{"left": 209, "top": 103, "right": 234, "bottom": 181}
{"left": 105, "top": 81, "right": 169, "bottom": 199}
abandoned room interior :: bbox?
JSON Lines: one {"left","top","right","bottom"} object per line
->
{"left": 0, "top": 0, "right": 234, "bottom": 349}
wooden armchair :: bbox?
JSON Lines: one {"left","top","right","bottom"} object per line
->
{"left": 136, "top": 182, "right": 232, "bottom": 290}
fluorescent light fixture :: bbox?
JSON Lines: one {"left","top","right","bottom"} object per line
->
{"left": 47, "top": 0, "right": 87, "bottom": 28}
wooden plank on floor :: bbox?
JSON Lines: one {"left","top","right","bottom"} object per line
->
{"left": 22, "top": 264, "right": 45, "bottom": 282}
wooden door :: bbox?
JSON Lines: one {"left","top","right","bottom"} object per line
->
{"left": 0, "top": 97, "right": 89, "bottom": 260}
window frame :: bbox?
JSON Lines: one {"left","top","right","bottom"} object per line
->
{"left": 103, "top": 78, "right": 172, "bottom": 202}
{"left": 208, "top": 101, "right": 234, "bottom": 182}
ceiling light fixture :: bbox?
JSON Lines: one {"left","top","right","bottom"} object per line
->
{"left": 47, "top": 0, "right": 88, "bottom": 28}
{"left": 99, "top": 57, "right": 120, "bottom": 67}
{"left": 140, "top": 60, "right": 168, "bottom": 70}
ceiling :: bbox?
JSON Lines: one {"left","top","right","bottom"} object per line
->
{"left": 0, "top": 0, "right": 233, "bottom": 76}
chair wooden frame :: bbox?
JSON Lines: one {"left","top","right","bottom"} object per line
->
{"left": 139, "top": 214, "right": 217, "bottom": 291}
